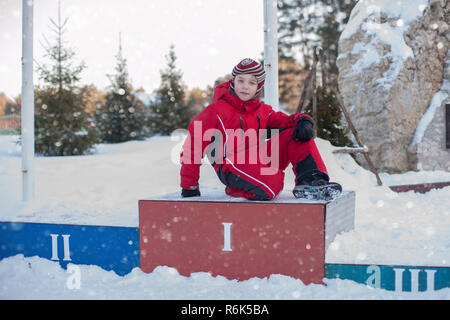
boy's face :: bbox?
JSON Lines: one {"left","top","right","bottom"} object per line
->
{"left": 234, "top": 74, "right": 258, "bottom": 101}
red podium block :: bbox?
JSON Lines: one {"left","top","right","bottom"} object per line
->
{"left": 139, "top": 190, "right": 355, "bottom": 284}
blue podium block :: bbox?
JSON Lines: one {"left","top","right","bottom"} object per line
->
{"left": 325, "top": 263, "right": 450, "bottom": 292}
{"left": 0, "top": 221, "right": 139, "bottom": 276}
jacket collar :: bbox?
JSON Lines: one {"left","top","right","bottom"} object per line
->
{"left": 213, "top": 81, "right": 261, "bottom": 113}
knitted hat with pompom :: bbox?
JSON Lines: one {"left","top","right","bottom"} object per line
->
{"left": 230, "top": 58, "right": 265, "bottom": 97}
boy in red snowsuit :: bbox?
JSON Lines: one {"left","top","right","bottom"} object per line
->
{"left": 180, "top": 58, "right": 341, "bottom": 201}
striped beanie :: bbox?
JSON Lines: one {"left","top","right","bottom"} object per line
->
{"left": 230, "top": 58, "right": 265, "bottom": 97}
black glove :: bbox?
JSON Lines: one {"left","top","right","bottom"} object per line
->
{"left": 181, "top": 187, "right": 201, "bottom": 198}
{"left": 292, "top": 116, "right": 314, "bottom": 141}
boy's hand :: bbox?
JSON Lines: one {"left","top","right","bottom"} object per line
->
{"left": 181, "top": 187, "right": 201, "bottom": 198}
{"left": 293, "top": 116, "right": 314, "bottom": 141}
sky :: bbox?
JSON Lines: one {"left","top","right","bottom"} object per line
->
{"left": 0, "top": 0, "right": 264, "bottom": 98}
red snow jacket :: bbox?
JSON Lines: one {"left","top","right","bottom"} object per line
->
{"left": 180, "top": 80, "right": 308, "bottom": 190}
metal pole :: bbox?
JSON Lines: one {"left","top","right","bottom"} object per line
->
{"left": 263, "top": 0, "right": 279, "bottom": 111}
{"left": 21, "top": 0, "right": 35, "bottom": 201}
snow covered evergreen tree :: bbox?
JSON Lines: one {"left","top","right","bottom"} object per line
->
{"left": 94, "top": 35, "right": 147, "bottom": 143}
{"left": 148, "top": 44, "right": 193, "bottom": 135}
{"left": 35, "top": 6, "right": 97, "bottom": 156}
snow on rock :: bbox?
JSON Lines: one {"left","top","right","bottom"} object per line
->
{"left": 408, "top": 71, "right": 450, "bottom": 171}
{"left": 340, "top": 0, "right": 428, "bottom": 87}
{"left": 341, "top": 0, "right": 428, "bottom": 40}
{"left": 337, "top": 0, "right": 449, "bottom": 172}
{"left": 411, "top": 79, "right": 450, "bottom": 147}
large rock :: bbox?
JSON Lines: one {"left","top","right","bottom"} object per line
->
{"left": 337, "top": 0, "right": 449, "bottom": 173}
{"left": 409, "top": 54, "right": 450, "bottom": 171}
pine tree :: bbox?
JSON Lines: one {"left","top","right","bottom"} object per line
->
{"left": 304, "top": 86, "right": 352, "bottom": 147}
{"left": 35, "top": 4, "right": 97, "bottom": 156}
{"left": 94, "top": 34, "right": 148, "bottom": 143}
{"left": 278, "top": 0, "right": 357, "bottom": 85}
{"left": 149, "top": 45, "right": 193, "bottom": 135}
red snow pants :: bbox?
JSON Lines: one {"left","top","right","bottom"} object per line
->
{"left": 214, "top": 128, "right": 329, "bottom": 200}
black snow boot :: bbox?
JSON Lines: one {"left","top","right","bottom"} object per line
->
{"left": 293, "top": 178, "right": 342, "bottom": 201}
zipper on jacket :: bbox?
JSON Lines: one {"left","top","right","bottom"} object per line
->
{"left": 256, "top": 114, "right": 261, "bottom": 132}
{"left": 239, "top": 116, "right": 244, "bottom": 140}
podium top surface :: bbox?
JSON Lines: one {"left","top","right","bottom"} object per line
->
{"left": 1, "top": 189, "right": 354, "bottom": 228}
{"left": 141, "top": 188, "right": 354, "bottom": 205}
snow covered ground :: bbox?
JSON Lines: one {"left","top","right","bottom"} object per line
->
{"left": 1, "top": 134, "right": 450, "bottom": 299}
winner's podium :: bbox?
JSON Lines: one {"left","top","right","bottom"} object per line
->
{"left": 139, "top": 189, "right": 355, "bottom": 284}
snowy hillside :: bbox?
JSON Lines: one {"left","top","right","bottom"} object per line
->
{"left": 1, "top": 134, "right": 450, "bottom": 299}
